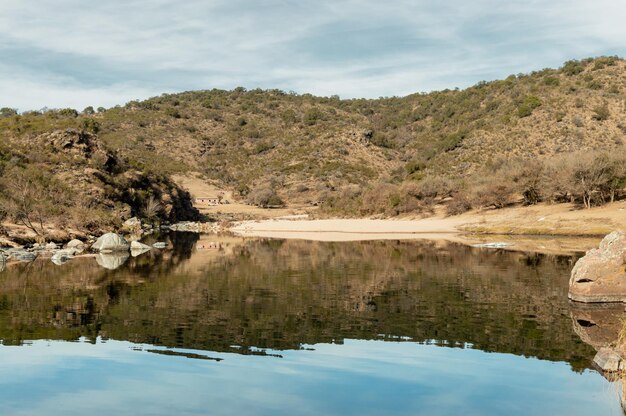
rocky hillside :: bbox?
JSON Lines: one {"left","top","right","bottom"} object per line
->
{"left": 0, "top": 129, "right": 198, "bottom": 241}
{"left": 1, "top": 56, "right": 624, "bottom": 217}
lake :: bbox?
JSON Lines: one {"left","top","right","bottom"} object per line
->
{"left": 0, "top": 233, "right": 622, "bottom": 415}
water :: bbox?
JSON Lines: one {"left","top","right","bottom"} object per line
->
{"left": 0, "top": 234, "right": 622, "bottom": 415}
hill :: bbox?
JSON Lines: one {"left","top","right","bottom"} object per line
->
{"left": 0, "top": 56, "right": 625, "bottom": 232}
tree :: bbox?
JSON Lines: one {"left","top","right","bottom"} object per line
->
{"left": 83, "top": 106, "right": 95, "bottom": 115}
{"left": 0, "top": 166, "right": 71, "bottom": 235}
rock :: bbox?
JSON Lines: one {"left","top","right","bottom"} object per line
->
{"left": 45, "top": 242, "right": 58, "bottom": 250}
{"left": 594, "top": 347, "right": 622, "bottom": 372}
{"left": 168, "top": 221, "right": 221, "bottom": 233}
{"left": 96, "top": 253, "right": 129, "bottom": 270}
{"left": 122, "top": 217, "right": 142, "bottom": 231}
{"left": 0, "top": 254, "right": 5, "bottom": 272}
{"left": 130, "top": 247, "right": 151, "bottom": 258}
{"left": 92, "top": 233, "right": 130, "bottom": 252}
{"left": 152, "top": 242, "right": 167, "bottom": 249}
{"left": 66, "top": 239, "right": 85, "bottom": 249}
{"left": 14, "top": 252, "right": 37, "bottom": 263}
{"left": 130, "top": 241, "right": 151, "bottom": 250}
{"left": 569, "top": 231, "right": 626, "bottom": 303}
{"left": 472, "top": 242, "right": 512, "bottom": 249}
{"left": 51, "top": 250, "right": 74, "bottom": 265}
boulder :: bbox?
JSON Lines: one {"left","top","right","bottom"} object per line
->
{"left": 92, "top": 233, "right": 130, "bottom": 252}
{"left": 569, "top": 231, "right": 626, "bottom": 303}
{"left": 45, "top": 242, "right": 58, "bottom": 250}
{"left": 122, "top": 217, "right": 142, "bottom": 231}
{"left": 66, "top": 239, "right": 86, "bottom": 249}
{"left": 130, "top": 240, "right": 151, "bottom": 250}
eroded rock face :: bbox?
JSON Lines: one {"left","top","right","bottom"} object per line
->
{"left": 569, "top": 231, "right": 626, "bottom": 303}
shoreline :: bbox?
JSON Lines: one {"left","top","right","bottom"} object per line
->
{"left": 229, "top": 218, "right": 605, "bottom": 255}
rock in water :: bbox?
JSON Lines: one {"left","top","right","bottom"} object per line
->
{"left": 96, "top": 253, "right": 129, "bottom": 270}
{"left": 51, "top": 250, "right": 74, "bottom": 265}
{"left": 14, "top": 252, "right": 37, "bottom": 263}
{"left": 130, "top": 241, "right": 151, "bottom": 250}
{"left": 66, "top": 239, "right": 86, "bottom": 252}
{"left": 569, "top": 231, "right": 626, "bottom": 303}
{"left": 92, "top": 233, "right": 130, "bottom": 252}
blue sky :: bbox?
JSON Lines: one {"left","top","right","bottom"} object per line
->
{"left": 1, "top": 0, "right": 624, "bottom": 111}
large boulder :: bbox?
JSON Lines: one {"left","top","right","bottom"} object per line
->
{"left": 569, "top": 231, "right": 626, "bottom": 303}
{"left": 92, "top": 233, "right": 130, "bottom": 252}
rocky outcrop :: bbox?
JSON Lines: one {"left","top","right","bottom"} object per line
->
{"left": 92, "top": 233, "right": 130, "bottom": 252}
{"left": 569, "top": 231, "right": 626, "bottom": 303}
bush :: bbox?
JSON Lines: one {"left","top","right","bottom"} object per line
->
{"left": 517, "top": 95, "right": 542, "bottom": 118}
{"left": 592, "top": 103, "right": 610, "bottom": 121}
{"left": 0, "top": 108, "right": 17, "bottom": 118}
{"left": 562, "top": 60, "right": 584, "bottom": 76}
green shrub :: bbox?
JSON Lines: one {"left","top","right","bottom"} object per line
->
{"left": 517, "top": 95, "right": 542, "bottom": 118}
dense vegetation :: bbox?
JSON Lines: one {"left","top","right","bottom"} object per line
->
{"left": 1, "top": 56, "right": 625, "bottom": 224}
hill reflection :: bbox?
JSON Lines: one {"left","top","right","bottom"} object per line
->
{"left": 0, "top": 234, "right": 594, "bottom": 371}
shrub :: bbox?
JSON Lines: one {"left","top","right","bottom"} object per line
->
{"left": 592, "top": 103, "right": 610, "bottom": 121}
{"left": 517, "top": 95, "right": 542, "bottom": 118}
{"left": 562, "top": 60, "right": 584, "bottom": 76}
{"left": 0, "top": 108, "right": 17, "bottom": 117}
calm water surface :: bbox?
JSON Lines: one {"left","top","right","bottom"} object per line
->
{"left": 0, "top": 234, "right": 622, "bottom": 415}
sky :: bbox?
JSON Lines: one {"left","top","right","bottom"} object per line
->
{"left": 0, "top": 0, "right": 625, "bottom": 111}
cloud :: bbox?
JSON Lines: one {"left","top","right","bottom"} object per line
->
{"left": 0, "top": 0, "right": 624, "bottom": 110}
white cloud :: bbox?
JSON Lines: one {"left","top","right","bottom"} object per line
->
{"left": 0, "top": 0, "right": 624, "bottom": 110}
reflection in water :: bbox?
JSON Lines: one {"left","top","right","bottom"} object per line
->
{"left": 570, "top": 302, "right": 626, "bottom": 412}
{"left": 0, "top": 234, "right": 622, "bottom": 414}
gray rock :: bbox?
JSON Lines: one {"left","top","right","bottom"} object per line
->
{"left": 594, "top": 348, "right": 622, "bottom": 372}
{"left": 130, "top": 248, "right": 151, "bottom": 258}
{"left": 66, "top": 239, "right": 86, "bottom": 249}
{"left": 45, "top": 242, "right": 58, "bottom": 250}
{"left": 92, "top": 233, "right": 130, "bottom": 252}
{"left": 130, "top": 241, "right": 152, "bottom": 250}
{"left": 51, "top": 250, "right": 74, "bottom": 265}
{"left": 96, "top": 253, "right": 129, "bottom": 270}
{"left": 123, "top": 217, "right": 142, "bottom": 231}
{"left": 14, "top": 252, "right": 37, "bottom": 262}
{"left": 153, "top": 242, "right": 167, "bottom": 249}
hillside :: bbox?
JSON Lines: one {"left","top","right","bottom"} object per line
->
{"left": 0, "top": 129, "right": 198, "bottom": 242}
{"left": 1, "top": 56, "right": 625, "bottom": 226}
